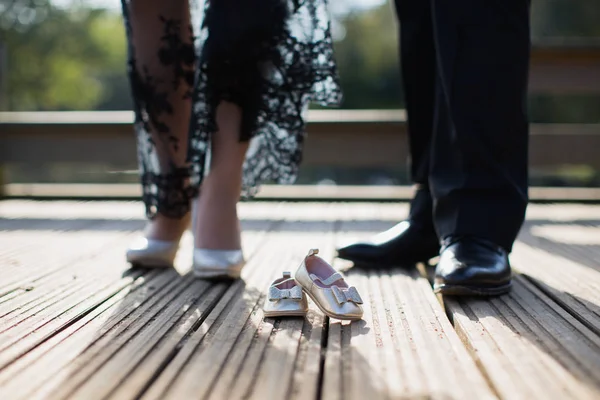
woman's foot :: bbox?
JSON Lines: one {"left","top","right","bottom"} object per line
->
{"left": 193, "top": 187, "right": 242, "bottom": 250}
{"left": 126, "top": 212, "right": 191, "bottom": 268}
{"left": 192, "top": 163, "right": 245, "bottom": 279}
{"left": 145, "top": 212, "right": 191, "bottom": 242}
{"left": 191, "top": 101, "right": 247, "bottom": 279}
{"left": 193, "top": 101, "right": 246, "bottom": 251}
{"left": 192, "top": 192, "right": 245, "bottom": 279}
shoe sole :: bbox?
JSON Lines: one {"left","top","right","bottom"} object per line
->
{"left": 263, "top": 310, "right": 308, "bottom": 318}
{"left": 433, "top": 281, "right": 512, "bottom": 296}
{"left": 128, "top": 258, "right": 174, "bottom": 269}
{"left": 337, "top": 251, "right": 437, "bottom": 268}
{"left": 340, "top": 257, "right": 430, "bottom": 269}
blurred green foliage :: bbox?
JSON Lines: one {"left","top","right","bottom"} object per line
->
{"left": 1, "top": 2, "right": 127, "bottom": 110}
{"left": 332, "top": 3, "right": 402, "bottom": 109}
{"left": 531, "top": 0, "right": 600, "bottom": 38}
{"left": 2, "top": 0, "right": 600, "bottom": 186}
{"left": 0, "top": 0, "right": 599, "bottom": 121}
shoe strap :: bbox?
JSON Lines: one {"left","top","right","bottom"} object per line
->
{"left": 310, "top": 272, "right": 344, "bottom": 286}
{"left": 268, "top": 284, "right": 303, "bottom": 301}
{"left": 332, "top": 285, "right": 363, "bottom": 305}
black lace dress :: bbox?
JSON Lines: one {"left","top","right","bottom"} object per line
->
{"left": 121, "top": 0, "right": 342, "bottom": 219}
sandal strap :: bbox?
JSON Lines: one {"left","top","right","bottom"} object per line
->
{"left": 310, "top": 272, "right": 344, "bottom": 286}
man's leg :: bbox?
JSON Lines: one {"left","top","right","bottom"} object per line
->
{"left": 430, "top": 0, "right": 530, "bottom": 295}
{"left": 336, "top": 0, "right": 440, "bottom": 267}
{"left": 396, "top": 0, "right": 436, "bottom": 228}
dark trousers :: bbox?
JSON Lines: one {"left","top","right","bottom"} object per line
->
{"left": 394, "top": 0, "right": 531, "bottom": 251}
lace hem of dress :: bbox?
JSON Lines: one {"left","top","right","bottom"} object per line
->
{"left": 141, "top": 168, "right": 197, "bottom": 219}
{"left": 188, "top": 0, "right": 343, "bottom": 199}
{"left": 124, "top": 0, "right": 342, "bottom": 219}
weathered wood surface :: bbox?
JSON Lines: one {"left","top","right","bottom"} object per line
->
{"left": 6, "top": 183, "right": 600, "bottom": 204}
{"left": 0, "top": 200, "right": 599, "bottom": 400}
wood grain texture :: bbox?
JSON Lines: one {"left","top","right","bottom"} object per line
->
{"left": 323, "top": 217, "right": 495, "bottom": 400}
{"left": 0, "top": 200, "right": 599, "bottom": 400}
{"left": 143, "top": 215, "right": 333, "bottom": 400}
{"left": 511, "top": 241, "right": 600, "bottom": 334}
{"left": 446, "top": 276, "right": 600, "bottom": 399}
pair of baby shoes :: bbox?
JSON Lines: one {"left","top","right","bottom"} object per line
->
{"left": 263, "top": 249, "right": 364, "bottom": 321}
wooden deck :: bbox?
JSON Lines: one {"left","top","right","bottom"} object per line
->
{"left": 0, "top": 200, "right": 599, "bottom": 400}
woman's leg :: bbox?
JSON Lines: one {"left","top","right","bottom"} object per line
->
{"left": 193, "top": 102, "right": 249, "bottom": 250}
{"left": 123, "top": 0, "right": 195, "bottom": 241}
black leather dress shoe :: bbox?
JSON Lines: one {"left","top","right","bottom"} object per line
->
{"left": 434, "top": 237, "right": 512, "bottom": 296}
{"left": 336, "top": 220, "right": 440, "bottom": 268}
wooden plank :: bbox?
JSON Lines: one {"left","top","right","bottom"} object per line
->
{"left": 445, "top": 276, "right": 600, "bottom": 399}
{"left": 285, "top": 223, "right": 336, "bottom": 400}
{"left": 0, "top": 111, "right": 408, "bottom": 169}
{"left": 0, "top": 199, "right": 143, "bottom": 219}
{"left": 0, "top": 249, "right": 138, "bottom": 319}
{"left": 0, "top": 204, "right": 141, "bottom": 321}
{"left": 41, "top": 277, "right": 206, "bottom": 399}
{"left": 230, "top": 219, "right": 336, "bottom": 400}
{"left": 0, "top": 215, "right": 146, "bottom": 375}
{"left": 525, "top": 204, "right": 600, "bottom": 222}
{"left": 321, "top": 216, "right": 494, "bottom": 400}
{"left": 4, "top": 111, "right": 598, "bottom": 134}
{"left": 0, "top": 270, "right": 173, "bottom": 398}
{"left": 511, "top": 241, "right": 600, "bottom": 335}
{"left": 0, "top": 274, "right": 100, "bottom": 327}
{"left": 321, "top": 318, "right": 344, "bottom": 400}
{"left": 0, "top": 233, "right": 136, "bottom": 315}
{"left": 0, "top": 231, "right": 140, "bottom": 342}
{"left": 0, "top": 258, "right": 148, "bottom": 370}
{"left": 528, "top": 39, "right": 600, "bottom": 93}
{"left": 530, "top": 40, "right": 600, "bottom": 64}
{"left": 7, "top": 184, "right": 600, "bottom": 203}
{"left": 529, "top": 65, "right": 600, "bottom": 93}
{"left": 0, "top": 229, "right": 136, "bottom": 297}
{"left": 288, "top": 313, "right": 326, "bottom": 400}
{"left": 2, "top": 113, "right": 600, "bottom": 171}
{"left": 0, "top": 109, "right": 407, "bottom": 125}
{"left": 519, "top": 220, "right": 600, "bottom": 272}
{"left": 346, "top": 267, "right": 495, "bottom": 399}
{"left": 346, "top": 270, "right": 392, "bottom": 399}
{"left": 0, "top": 199, "right": 405, "bottom": 224}
{"left": 247, "top": 315, "right": 305, "bottom": 398}
{"left": 108, "top": 283, "right": 231, "bottom": 398}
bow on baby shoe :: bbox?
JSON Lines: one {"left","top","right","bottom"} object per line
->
{"left": 331, "top": 286, "right": 363, "bottom": 305}
{"left": 268, "top": 285, "right": 303, "bottom": 301}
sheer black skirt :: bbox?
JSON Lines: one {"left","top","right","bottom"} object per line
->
{"left": 121, "top": 0, "right": 342, "bottom": 219}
